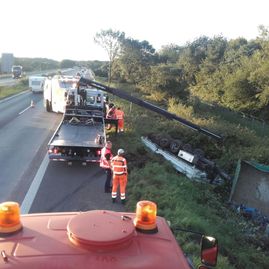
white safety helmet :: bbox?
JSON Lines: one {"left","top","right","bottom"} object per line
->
{"left": 118, "top": 149, "right": 124, "bottom": 155}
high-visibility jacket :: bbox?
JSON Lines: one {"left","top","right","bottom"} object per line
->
{"left": 111, "top": 155, "right": 127, "bottom": 175}
{"left": 100, "top": 147, "right": 113, "bottom": 169}
{"left": 115, "top": 109, "right": 124, "bottom": 120}
{"left": 115, "top": 109, "right": 124, "bottom": 131}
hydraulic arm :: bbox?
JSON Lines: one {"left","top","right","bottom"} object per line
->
{"left": 78, "top": 77, "right": 222, "bottom": 140}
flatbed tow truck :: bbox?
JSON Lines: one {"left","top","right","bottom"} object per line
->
{"left": 0, "top": 201, "right": 218, "bottom": 269}
{"left": 48, "top": 105, "right": 105, "bottom": 162}
{"left": 45, "top": 75, "right": 119, "bottom": 163}
{"left": 47, "top": 84, "right": 107, "bottom": 163}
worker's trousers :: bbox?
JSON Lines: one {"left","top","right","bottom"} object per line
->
{"left": 118, "top": 119, "right": 124, "bottom": 132}
{"left": 112, "top": 174, "right": 127, "bottom": 200}
{"left": 104, "top": 168, "right": 112, "bottom": 192}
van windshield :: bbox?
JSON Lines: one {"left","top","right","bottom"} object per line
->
{"left": 12, "top": 66, "right": 22, "bottom": 71}
{"left": 59, "top": 81, "right": 76, "bottom": 89}
{"left": 31, "top": 81, "right": 41, "bottom": 86}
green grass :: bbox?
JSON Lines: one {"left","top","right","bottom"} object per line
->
{"left": 105, "top": 80, "right": 269, "bottom": 269}
{"left": 0, "top": 79, "right": 28, "bottom": 99}
{"left": 193, "top": 100, "right": 269, "bottom": 138}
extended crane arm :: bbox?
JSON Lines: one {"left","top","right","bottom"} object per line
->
{"left": 78, "top": 77, "right": 222, "bottom": 140}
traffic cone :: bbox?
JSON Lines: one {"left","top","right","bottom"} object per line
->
{"left": 30, "top": 100, "right": 35, "bottom": 108}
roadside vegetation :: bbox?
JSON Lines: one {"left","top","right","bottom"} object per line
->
{"left": 106, "top": 84, "right": 269, "bottom": 269}
{"left": 0, "top": 78, "right": 28, "bottom": 99}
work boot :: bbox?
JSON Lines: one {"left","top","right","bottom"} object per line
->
{"left": 121, "top": 199, "right": 126, "bottom": 205}
{"left": 112, "top": 198, "right": 116, "bottom": 203}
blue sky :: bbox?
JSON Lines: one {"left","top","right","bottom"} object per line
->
{"left": 1, "top": 0, "right": 268, "bottom": 61}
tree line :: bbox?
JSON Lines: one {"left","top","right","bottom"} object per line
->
{"left": 7, "top": 58, "right": 106, "bottom": 76}
{"left": 94, "top": 26, "right": 269, "bottom": 120}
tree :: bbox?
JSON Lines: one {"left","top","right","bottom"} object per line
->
{"left": 117, "top": 38, "right": 156, "bottom": 85}
{"left": 158, "top": 44, "right": 182, "bottom": 64}
{"left": 146, "top": 64, "right": 188, "bottom": 99}
{"left": 14, "top": 58, "right": 59, "bottom": 72}
{"left": 222, "top": 68, "right": 258, "bottom": 111}
{"left": 60, "top": 59, "right": 76, "bottom": 69}
{"left": 94, "top": 29, "right": 125, "bottom": 83}
{"left": 178, "top": 36, "right": 210, "bottom": 85}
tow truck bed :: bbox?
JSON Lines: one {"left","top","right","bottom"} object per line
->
{"left": 50, "top": 120, "right": 104, "bottom": 147}
{"left": 47, "top": 109, "right": 105, "bottom": 162}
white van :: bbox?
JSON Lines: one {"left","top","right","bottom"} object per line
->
{"left": 29, "top": 76, "right": 46, "bottom": 93}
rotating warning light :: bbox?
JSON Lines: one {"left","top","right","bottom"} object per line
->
{"left": 134, "top": 200, "right": 157, "bottom": 233}
{"left": 0, "top": 202, "right": 22, "bottom": 234}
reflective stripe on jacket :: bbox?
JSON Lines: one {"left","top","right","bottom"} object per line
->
{"left": 100, "top": 147, "right": 113, "bottom": 168}
{"left": 111, "top": 156, "right": 127, "bottom": 175}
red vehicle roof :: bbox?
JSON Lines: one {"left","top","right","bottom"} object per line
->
{"left": 0, "top": 210, "right": 191, "bottom": 269}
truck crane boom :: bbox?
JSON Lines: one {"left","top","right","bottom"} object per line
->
{"left": 78, "top": 77, "right": 222, "bottom": 140}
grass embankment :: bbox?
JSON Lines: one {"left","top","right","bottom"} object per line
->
{"left": 0, "top": 78, "right": 28, "bottom": 99}
{"left": 106, "top": 81, "right": 269, "bottom": 269}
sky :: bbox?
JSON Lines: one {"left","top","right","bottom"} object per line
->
{"left": 1, "top": 0, "right": 269, "bottom": 62}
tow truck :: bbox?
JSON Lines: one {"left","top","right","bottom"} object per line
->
{"left": 47, "top": 86, "right": 107, "bottom": 162}
{"left": 45, "top": 75, "right": 120, "bottom": 163}
{"left": 0, "top": 200, "right": 218, "bottom": 269}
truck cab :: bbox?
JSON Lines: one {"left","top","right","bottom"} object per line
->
{"left": 66, "top": 87, "right": 105, "bottom": 110}
{"left": 11, "top": 65, "right": 22, "bottom": 79}
{"left": 43, "top": 75, "right": 79, "bottom": 113}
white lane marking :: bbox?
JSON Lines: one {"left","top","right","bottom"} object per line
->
{"left": 0, "top": 90, "right": 30, "bottom": 104}
{"left": 20, "top": 155, "right": 49, "bottom": 214}
{"left": 18, "top": 105, "right": 33, "bottom": 115}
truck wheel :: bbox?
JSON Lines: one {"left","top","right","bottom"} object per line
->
{"left": 182, "top": 143, "right": 192, "bottom": 153}
{"left": 169, "top": 139, "right": 182, "bottom": 154}
{"left": 150, "top": 133, "right": 162, "bottom": 144}
{"left": 148, "top": 133, "right": 157, "bottom": 142}
{"left": 159, "top": 137, "right": 170, "bottom": 148}
{"left": 46, "top": 100, "right": 52, "bottom": 112}
{"left": 193, "top": 148, "right": 205, "bottom": 158}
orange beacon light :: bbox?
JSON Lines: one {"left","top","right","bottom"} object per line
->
{"left": 0, "top": 202, "right": 22, "bottom": 234}
{"left": 134, "top": 200, "right": 158, "bottom": 233}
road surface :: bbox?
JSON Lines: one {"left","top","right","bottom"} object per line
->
{"left": 0, "top": 77, "right": 19, "bottom": 87}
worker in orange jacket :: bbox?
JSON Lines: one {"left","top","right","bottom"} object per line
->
{"left": 115, "top": 107, "right": 124, "bottom": 132}
{"left": 111, "top": 149, "right": 128, "bottom": 204}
